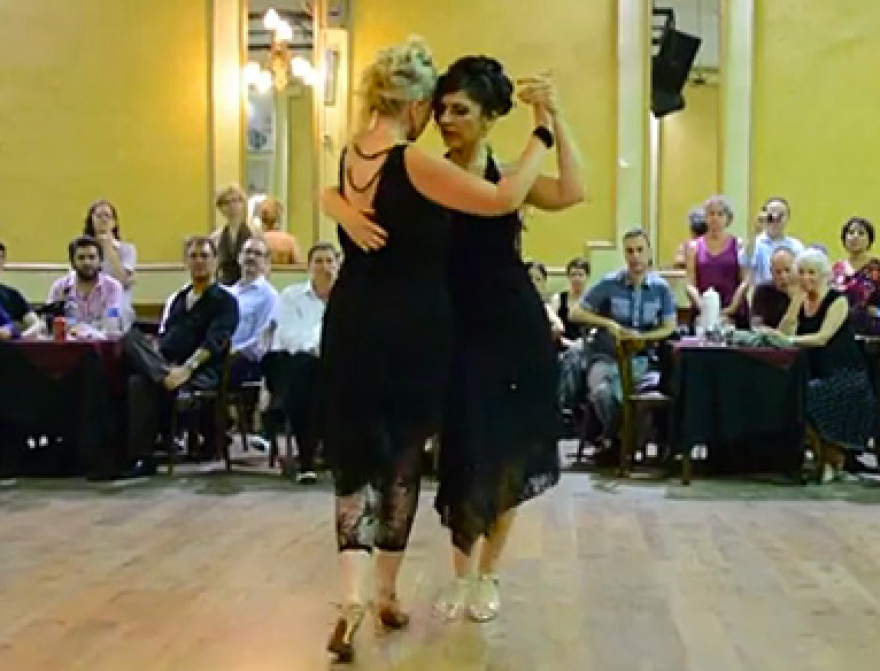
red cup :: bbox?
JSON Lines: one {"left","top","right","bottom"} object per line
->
{"left": 53, "top": 317, "right": 66, "bottom": 341}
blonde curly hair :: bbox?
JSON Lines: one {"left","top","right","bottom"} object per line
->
{"left": 357, "top": 36, "right": 437, "bottom": 125}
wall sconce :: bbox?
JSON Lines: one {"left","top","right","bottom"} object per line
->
{"left": 245, "top": 8, "right": 320, "bottom": 94}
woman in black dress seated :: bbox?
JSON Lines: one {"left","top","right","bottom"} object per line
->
{"left": 766, "top": 247, "right": 876, "bottom": 483}
{"left": 551, "top": 257, "right": 591, "bottom": 349}
{"left": 319, "top": 38, "right": 553, "bottom": 662}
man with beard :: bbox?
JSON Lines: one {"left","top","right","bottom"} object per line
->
{"left": 48, "top": 235, "right": 126, "bottom": 337}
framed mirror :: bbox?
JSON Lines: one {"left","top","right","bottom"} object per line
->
{"left": 244, "top": 0, "right": 350, "bottom": 266}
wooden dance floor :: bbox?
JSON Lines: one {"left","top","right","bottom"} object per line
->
{"left": 2, "top": 468, "right": 880, "bottom": 670}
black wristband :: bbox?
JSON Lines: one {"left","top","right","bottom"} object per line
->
{"left": 533, "top": 126, "right": 554, "bottom": 149}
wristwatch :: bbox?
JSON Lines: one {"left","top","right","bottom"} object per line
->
{"left": 186, "top": 359, "right": 200, "bottom": 373}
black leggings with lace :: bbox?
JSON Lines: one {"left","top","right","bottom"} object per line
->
{"left": 335, "top": 438, "right": 423, "bottom": 553}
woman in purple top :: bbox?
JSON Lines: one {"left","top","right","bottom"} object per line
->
{"left": 685, "top": 194, "right": 750, "bottom": 328}
{"left": 831, "top": 217, "right": 880, "bottom": 336}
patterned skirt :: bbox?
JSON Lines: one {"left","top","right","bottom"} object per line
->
{"left": 806, "top": 369, "right": 876, "bottom": 450}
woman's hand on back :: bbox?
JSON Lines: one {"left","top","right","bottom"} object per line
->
{"left": 342, "top": 208, "right": 388, "bottom": 252}
{"left": 320, "top": 188, "right": 388, "bottom": 252}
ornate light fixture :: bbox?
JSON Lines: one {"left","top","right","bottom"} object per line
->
{"left": 245, "top": 8, "right": 319, "bottom": 93}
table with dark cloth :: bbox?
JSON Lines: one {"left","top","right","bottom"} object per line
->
{"left": 856, "top": 335, "right": 880, "bottom": 447}
{"left": 670, "top": 339, "right": 809, "bottom": 476}
{"left": 0, "top": 339, "right": 124, "bottom": 476}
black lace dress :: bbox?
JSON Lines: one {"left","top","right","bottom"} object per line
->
{"left": 798, "top": 289, "right": 876, "bottom": 450}
{"left": 321, "top": 145, "right": 453, "bottom": 496}
{"left": 436, "top": 155, "right": 560, "bottom": 552}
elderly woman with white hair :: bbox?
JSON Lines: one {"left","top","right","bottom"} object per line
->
{"left": 686, "top": 194, "right": 750, "bottom": 328}
{"left": 765, "top": 247, "right": 876, "bottom": 482}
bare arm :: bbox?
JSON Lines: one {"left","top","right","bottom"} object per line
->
{"left": 546, "top": 303, "right": 565, "bottom": 339}
{"left": 97, "top": 236, "right": 133, "bottom": 288}
{"left": 685, "top": 242, "right": 703, "bottom": 310}
{"left": 569, "top": 304, "right": 621, "bottom": 338}
{"left": 789, "top": 296, "right": 849, "bottom": 347}
{"left": 723, "top": 238, "right": 750, "bottom": 316}
{"left": 778, "top": 291, "right": 804, "bottom": 335}
{"left": 406, "top": 132, "right": 549, "bottom": 216}
{"left": 673, "top": 240, "right": 688, "bottom": 269}
{"left": 631, "top": 317, "right": 676, "bottom": 342}
{"left": 319, "top": 188, "right": 388, "bottom": 251}
{"left": 524, "top": 112, "right": 585, "bottom": 211}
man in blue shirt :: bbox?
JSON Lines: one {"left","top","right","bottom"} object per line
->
{"left": 747, "top": 196, "right": 804, "bottom": 286}
{"left": 570, "top": 228, "right": 676, "bottom": 447}
{"left": 229, "top": 236, "right": 278, "bottom": 384}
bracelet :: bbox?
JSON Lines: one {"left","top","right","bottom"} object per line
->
{"left": 533, "top": 126, "right": 554, "bottom": 149}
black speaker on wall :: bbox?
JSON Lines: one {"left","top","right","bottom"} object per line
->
{"left": 652, "top": 28, "right": 701, "bottom": 118}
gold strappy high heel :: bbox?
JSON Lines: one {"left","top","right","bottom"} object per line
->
{"left": 327, "top": 603, "right": 366, "bottom": 663}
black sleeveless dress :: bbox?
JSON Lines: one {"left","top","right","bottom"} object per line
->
{"left": 797, "top": 289, "right": 875, "bottom": 450}
{"left": 436, "top": 155, "right": 560, "bottom": 551}
{"left": 321, "top": 145, "right": 453, "bottom": 494}
{"left": 557, "top": 290, "right": 583, "bottom": 341}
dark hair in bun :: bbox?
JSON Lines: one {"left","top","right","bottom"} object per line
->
{"left": 433, "top": 55, "right": 514, "bottom": 119}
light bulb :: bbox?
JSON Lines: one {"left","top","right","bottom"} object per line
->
{"left": 256, "top": 70, "right": 273, "bottom": 94}
{"left": 243, "top": 62, "right": 261, "bottom": 86}
{"left": 304, "top": 69, "right": 323, "bottom": 87}
{"left": 275, "top": 20, "right": 293, "bottom": 43}
{"left": 263, "top": 8, "right": 280, "bottom": 31}
{"left": 290, "top": 56, "right": 312, "bottom": 79}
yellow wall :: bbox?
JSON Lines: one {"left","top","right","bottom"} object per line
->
{"left": 350, "top": 0, "right": 617, "bottom": 265}
{"left": 657, "top": 82, "right": 719, "bottom": 266}
{"left": 753, "top": 0, "right": 880, "bottom": 254}
{"left": 0, "top": 0, "right": 211, "bottom": 262}
{"left": 287, "top": 89, "right": 316, "bottom": 251}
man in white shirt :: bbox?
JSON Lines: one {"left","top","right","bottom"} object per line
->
{"left": 229, "top": 236, "right": 278, "bottom": 384}
{"left": 263, "top": 242, "right": 337, "bottom": 483}
{"left": 747, "top": 196, "right": 804, "bottom": 286}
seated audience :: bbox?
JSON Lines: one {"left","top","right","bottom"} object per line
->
{"left": 263, "top": 242, "right": 337, "bottom": 483}
{"left": 0, "top": 242, "right": 42, "bottom": 339}
{"left": 831, "top": 216, "right": 880, "bottom": 336}
{"left": 751, "top": 247, "right": 796, "bottom": 328}
{"left": 258, "top": 197, "right": 303, "bottom": 265}
{"left": 48, "top": 235, "right": 126, "bottom": 338}
{"left": 686, "top": 195, "right": 750, "bottom": 328}
{"left": 551, "top": 257, "right": 590, "bottom": 348}
{"left": 83, "top": 200, "right": 137, "bottom": 304}
{"left": 118, "top": 236, "right": 239, "bottom": 479}
{"left": 229, "top": 236, "right": 278, "bottom": 384}
{"left": 526, "top": 260, "right": 565, "bottom": 342}
{"left": 746, "top": 196, "right": 804, "bottom": 286}
{"left": 766, "top": 248, "right": 876, "bottom": 483}
{"left": 672, "top": 206, "right": 708, "bottom": 270}
{"left": 570, "top": 228, "right": 676, "bottom": 451}
{"left": 211, "top": 184, "right": 257, "bottom": 286}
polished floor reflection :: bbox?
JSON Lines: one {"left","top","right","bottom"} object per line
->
{"left": 2, "top": 466, "right": 880, "bottom": 670}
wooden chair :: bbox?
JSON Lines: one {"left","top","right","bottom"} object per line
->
{"left": 166, "top": 342, "right": 233, "bottom": 475}
{"left": 615, "top": 338, "right": 673, "bottom": 477}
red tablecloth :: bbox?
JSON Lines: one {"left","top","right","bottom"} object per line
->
{"left": 10, "top": 338, "right": 123, "bottom": 386}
